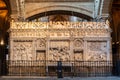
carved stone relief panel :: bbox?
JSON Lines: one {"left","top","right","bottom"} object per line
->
{"left": 88, "top": 41, "right": 107, "bottom": 51}
{"left": 49, "top": 40, "right": 70, "bottom": 61}
{"left": 87, "top": 51, "right": 107, "bottom": 61}
{"left": 36, "top": 38, "right": 46, "bottom": 49}
{"left": 12, "top": 41, "right": 33, "bottom": 60}
{"left": 74, "top": 39, "right": 83, "bottom": 48}
{"left": 36, "top": 51, "right": 45, "bottom": 60}
{"left": 86, "top": 41, "right": 107, "bottom": 61}
{"left": 74, "top": 50, "right": 83, "bottom": 61}
{"left": 10, "top": 22, "right": 111, "bottom": 62}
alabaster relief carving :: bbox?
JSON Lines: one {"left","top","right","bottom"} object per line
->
{"left": 36, "top": 52, "right": 45, "bottom": 60}
{"left": 49, "top": 41, "right": 70, "bottom": 61}
{"left": 74, "top": 52, "right": 83, "bottom": 61}
{"left": 11, "top": 21, "right": 109, "bottom": 29}
{"left": 87, "top": 41, "right": 107, "bottom": 61}
{"left": 88, "top": 41, "right": 107, "bottom": 51}
{"left": 10, "top": 21, "right": 111, "bottom": 61}
{"left": 49, "top": 46, "right": 70, "bottom": 61}
{"left": 87, "top": 52, "right": 107, "bottom": 61}
{"left": 10, "top": 21, "right": 110, "bottom": 38}
{"left": 12, "top": 41, "right": 33, "bottom": 60}
{"left": 74, "top": 39, "right": 83, "bottom": 48}
{"left": 36, "top": 38, "right": 46, "bottom": 48}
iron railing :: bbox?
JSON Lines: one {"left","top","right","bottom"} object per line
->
{"left": 6, "top": 60, "right": 113, "bottom": 77}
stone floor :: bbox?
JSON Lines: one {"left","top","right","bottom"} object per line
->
{"left": 1, "top": 76, "right": 120, "bottom": 80}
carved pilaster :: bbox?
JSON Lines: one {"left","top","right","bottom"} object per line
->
{"left": 83, "top": 39, "right": 87, "bottom": 61}
{"left": 70, "top": 37, "right": 74, "bottom": 61}
{"left": 32, "top": 39, "right": 36, "bottom": 60}
{"left": 46, "top": 37, "right": 50, "bottom": 61}
{"left": 9, "top": 39, "right": 13, "bottom": 60}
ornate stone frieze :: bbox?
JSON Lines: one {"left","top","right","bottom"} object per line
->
{"left": 11, "top": 21, "right": 110, "bottom": 29}
{"left": 10, "top": 21, "right": 111, "bottom": 38}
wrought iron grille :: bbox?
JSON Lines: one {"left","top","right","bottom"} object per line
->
{"left": 6, "top": 60, "right": 113, "bottom": 77}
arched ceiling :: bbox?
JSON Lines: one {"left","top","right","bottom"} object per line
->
{"left": 27, "top": 10, "right": 93, "bottom": 21}
{"left": 9, "top": 0, "right": 112, "bottom": 21}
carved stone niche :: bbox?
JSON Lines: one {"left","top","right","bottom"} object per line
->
{"left": 73, "top": 38, "right": 84, "bottom": 61}
{"left": 49, "top": 40, "right": 70, "bottom": 61}
{"left": 36, "top": 50, "right": 45, "bottom": 60}
{"left": 74, "top": 50, "right": 83, "bottom": 61}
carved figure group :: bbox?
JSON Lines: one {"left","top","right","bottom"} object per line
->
{"left": 13, "top": 41, "right": 33, "bottom": 60}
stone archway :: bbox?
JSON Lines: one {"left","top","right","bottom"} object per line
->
{"left": 25, "top": 5, "right": 93, "bottom": 19}
{"left": 27, "top": 10, "right": 93, "bottom": 21}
